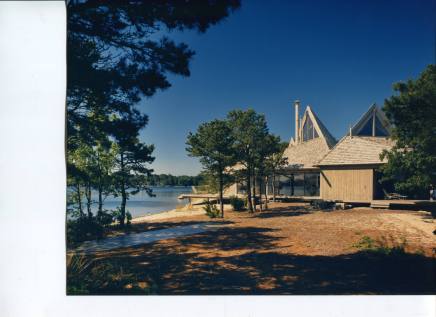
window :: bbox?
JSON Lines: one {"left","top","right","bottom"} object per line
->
{"left": 302, "top": 116, "right": 318, "bottom": 142}
{"left": 304, "top": 173, "right": 320, "bottom": 196}
{"left": 355, "top": 112, "right": 389, "bottom": 137}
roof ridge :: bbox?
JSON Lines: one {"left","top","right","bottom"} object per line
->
{"left": 316, "top": 134, "right": 349, "bottom": 164}
{"left": 316, "top": 135, "right": 394, "bottom": 166}
{"left": 304, "top": 106, "right": 337, "bottom": 148}
{"left": 350, "top": 103, "right": 392, "bottom": 136}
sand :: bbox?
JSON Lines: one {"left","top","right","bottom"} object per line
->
{"left": 131, "top": 208, "right": 205, "bottom": 222}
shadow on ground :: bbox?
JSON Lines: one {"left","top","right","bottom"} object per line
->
{"left": 69, "top": 222, "right": 436, "bottom": 295}
{"left": 109, "top": 220, "right": 233, "bottom": 235}
{"left": 252, "top": 206, "right": 312, "bottom": 219}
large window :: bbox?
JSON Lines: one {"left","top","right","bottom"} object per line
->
{"left": 355, "top": 113, "right": 389, "bottom": 137}
{"left": 269, "top": 172, "right": 320, "bottom": 197}
{"left": 304, "top": 173, "right": 320, "bottom": 196}
{"left": 242, "top": 172, "right": 320, "bottom": 197}
{"left": 302, "top": 116, "right": 319, "bottom": 142}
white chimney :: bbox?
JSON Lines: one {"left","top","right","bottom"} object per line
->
{"left": 294, "top": 100, "right": 300, "bottom": 143}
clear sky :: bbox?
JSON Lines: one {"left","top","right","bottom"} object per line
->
{"left": 139, "top": 0, "right": 434, "bottom": 176}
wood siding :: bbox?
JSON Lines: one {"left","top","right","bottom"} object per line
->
{"left": 320, "top": 168, "right": 374, "bottom": 202}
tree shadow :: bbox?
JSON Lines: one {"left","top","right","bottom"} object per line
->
{"left": 73, "top": 223, "right": 436, "bottom": 295}
{"left": 109, "top": 219, "right": 234, "bottom": 236}
{"left": 253, "top": 205, "right": 312, "bottom": 219}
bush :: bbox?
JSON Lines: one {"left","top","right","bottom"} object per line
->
{"left": 112, "top": 207, "right": 133, "bottom": 225}
{"left": 310, "top": 199, "right": 335, "bottom": 210}
{"left": 67, "top": 254, "right": 156, "bottom": 295}
{"left": 352, "top": 235, "right": 409, "bottom": 256}
{"left": 97, "top": 210, "right": 114, "bottom": 227}
{"left": 203, "top": 200, "right": 221, "bottom": 218}
{"left": 229, "top": 196, "right": 245, "bottom": 211}
{"left": 67, "top": 216, "right": 105, "bottom": 248}
{"left": 126, "top": 211, "right": 132, "bottom": 226}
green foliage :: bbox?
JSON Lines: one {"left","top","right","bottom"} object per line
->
{"left": 67, "top": 216, "right": 105, "bottom": 248}
{"left": 67, "top": 254, "right": 156, "bottom": 295}
{"left": 310, "top": 199, "right": 336, "bottom": 210}
{"left": 96, "top": 211, "right": 114, "bottom": 227}
{"left": 352, "top": 235, "right": 409, "bottom": 256}
{"left": 186, "top": 119, "right": 236, "bottom": 173}
{"left": 148, "top": 173, "right": 204, "bottom": 187}
{"left": 229, "top": 196, "right": 245, "bottom": 211}
{"left": 380, "top": 65, "right": 436, "bottom": 198}
{"left": 110, "top": 112, "right": 155, "bottom": 226}
{"left": 187, "top": 119, "right": 237, "bottom": 217}
{"left": 126, "top": 211, "right": 132, "bottom": 226}
{"left": 226, "top": 109, "right": 283, "bottom": 211}
{"left": 67, "top": 0, "right": 240, "bottom": 229}
{"left": 186, "top": 109, "right": 286, "bottom": 213}
{"left": 197, "top": 170, "right": 235, "bottom": 194}
{"left": 203, "top": 200, "right": 221, "bottom": 218}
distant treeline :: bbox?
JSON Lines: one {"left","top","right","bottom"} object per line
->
{"left": 148, "top": 174, "right": 204, "bottom": 187}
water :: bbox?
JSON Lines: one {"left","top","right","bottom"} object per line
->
{"left": 73, "top": 186, "right": 192, "bottom": 218}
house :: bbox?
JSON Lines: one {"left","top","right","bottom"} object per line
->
{"left": 316, "top": 104, "right": 394, "bottom": 202}
{"left": 269, "top": 100, "right": 337, "bottom": 197}
{"left": 226, "top": 101, "right": 394, "bottom": 203}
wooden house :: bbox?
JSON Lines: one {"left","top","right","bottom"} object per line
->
{"left": 271, "top": 101, "right": 337, "bottom": 197}
{"left": 316, "top": 104, "right": 394, "bottom": 202}
{"left": 226, "top": 102, "right": 394, "bottom": 203}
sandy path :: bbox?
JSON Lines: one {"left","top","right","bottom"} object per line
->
{"left": 75, "top": 222, "right": 221, "bottom": 253}
{"left": 378, "top": 211, "right": 435, "bottom": 246}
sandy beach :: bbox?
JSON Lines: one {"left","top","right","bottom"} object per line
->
{"left": 131, "top": 203, "right": 235, "bottom": 223}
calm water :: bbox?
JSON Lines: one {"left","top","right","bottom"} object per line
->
{"left": 76, "top": 186, "right": 192, "bottom": 218}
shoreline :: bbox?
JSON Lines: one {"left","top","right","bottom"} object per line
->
{"left": 131, "top": 204, "right": 204, "bottom": 223}
{"left": 131, "top": 202, "right": 234, "bottom": 223}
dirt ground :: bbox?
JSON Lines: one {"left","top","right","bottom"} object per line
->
{"left": 78, "top": 203, "right": 436, "bottom": 295}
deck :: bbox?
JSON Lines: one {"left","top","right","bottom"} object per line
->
{"left": 178, "top": 193, "right": 436, "bottom": 211}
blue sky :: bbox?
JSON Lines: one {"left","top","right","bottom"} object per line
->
{"left": 139, "top": 0, "right": 434, "bottom": 176}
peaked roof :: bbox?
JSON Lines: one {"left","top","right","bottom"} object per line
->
{"left": 351, "top": 104, "right": 392, "bottom": 137}
{"left": 284, "top": 137, "right": 332, "bottom": 169}
{"left": 308, "top": 107, "right": 337, "bottom": 148}
{"left": 284, "top": 106, "right": 336, "bottom": 169}
{"left": 317, "top": 136, "right": 394, "bottom": 166}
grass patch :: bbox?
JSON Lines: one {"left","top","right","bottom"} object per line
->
{"left": 67, "top": 253, "right": 157, "bottom": 295}
{"left": 352, "top": 235, "right": 420, "bottom": 256}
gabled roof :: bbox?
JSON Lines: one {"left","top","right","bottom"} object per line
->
{"left": 351, "top": 104, "right": 392, "bottom": 137}
{"left": 309, "top": 107, "right": 337, "bottom": 148}
{"left": 284, "top": 137, "right": 332, "bottom": 169}
{"left": 317, "top": 136, "right": 394, "bottom": 166}
{"left": 284, "top": 106, "right": 336, "bottom": 169}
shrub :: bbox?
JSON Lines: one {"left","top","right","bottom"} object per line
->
{"left": 67, "top": 216, "right": 104, "bottom": 248}
{"left": 352, "top": 235, "right": 408, "bottom": 256}
{"left": 310, "top": 199, "right": 335, "bottom": 210}
{"left": 203, "top": 200, "right": 221, "bottom": 218}
{"left": 67, "top": 254, "right": 156, "bottom": 295}
{"left": 229, "top": 196, "right": 245, "bottom": 211}
{"left": 97, "top": 210, "right": 114, "bottom": 227}
{"left": 126, "top": 211, "right": 132, "bottom": 226}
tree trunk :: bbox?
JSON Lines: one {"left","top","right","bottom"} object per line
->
{"left": 258, "top": 176, "right": 263, "bottom": 212}
{"left": 264, "top": 176, "right": 269, "bottom": 210}
{"left": 98, "top": 184, "right": 103, "bottom": 216}
{"left": 246, "top": 166, "right": 254, "bottom": 212}
{"left": 119, "top": 152, "right": 126, "bottom": 227}
{"left": 120, "top": 186, "right": 126, "bottom": 227}
{"left": 219, "top": 171, "right": 224, "bottom": 218}
{"left": 272, "top": 172, "right": 276, "bottom": 202}
{"left": 76, "top": 183, "right": 83, "bottom": 217}
{"left": 252, "top": 171, "right": 257, "bottom": 212}
{"left": 85, "top": 182, "right": 92, "bottom": 218}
